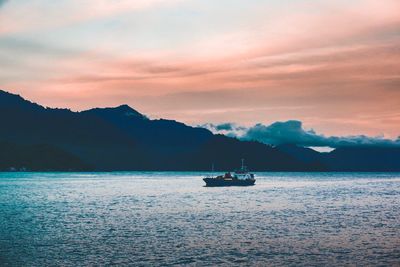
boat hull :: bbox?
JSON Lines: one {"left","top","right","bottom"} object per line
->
{"left": 203, "top": 178, "right": 255, "bottom": 187}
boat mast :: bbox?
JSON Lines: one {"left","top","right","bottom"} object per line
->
{"left": 241, "top": 158, "right": 244, "bottom": 171}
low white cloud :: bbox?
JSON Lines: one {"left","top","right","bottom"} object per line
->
{"left": 203, "top": 120, "right": 400, "bottom": 148}
{"left": 199, "top": 123, "right": 247, "bottom": 138}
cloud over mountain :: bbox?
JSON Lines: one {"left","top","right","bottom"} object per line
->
{"left": 200, "top": 123, "right": 247, "bottom": 137}
{"left": 204, "top": 120, "right": 400, "bottom": 148}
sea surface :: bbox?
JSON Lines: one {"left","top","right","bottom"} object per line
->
{"left": 0, "top": 172, "right": 399, "bottom": 266}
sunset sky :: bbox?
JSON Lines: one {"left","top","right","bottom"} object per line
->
{"left": 1, "top": 0, "right": 399, "bottom": 138}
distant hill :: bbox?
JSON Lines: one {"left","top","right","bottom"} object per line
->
{"left": 321, "top": 146, "right": 400, "bottom": 171}
{"left": 276, "top": 144, "right": 400, "bottom": 172}
{"left": 1, "top": 89, "right": 399, "bottom": 171}
{"left": 0, "top": 141, "right": 91, "bottom": 171}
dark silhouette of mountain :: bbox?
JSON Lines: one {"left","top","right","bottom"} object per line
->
{"left": 0, "top": 90, "right": 44, "bottom": 111}
{"left": 276, "top": 144, "right": 324, "bottom": 163}
{"left": 0, "top": 141, "right": 91, "bottom": 171}
{"left": 82, "top": 105, "right": 213, "bottom": 155}
{"left": 275, "top": 144, "right": 327, "bottom": 171}
{"left": 275, "top": 144, "right": 400, "bottom": 172}
{"left": 182, "top": 135, "right": 329, "bottom": 171}
{"left": 0, "top": 89, "right": 399, "bottom": 171}
{"left": 321, "top": 146, "right": 400, "bottom": 171}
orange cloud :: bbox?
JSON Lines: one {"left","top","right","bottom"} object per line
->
{"left": 1, "top": 0, "right": 399, "bottom": 137}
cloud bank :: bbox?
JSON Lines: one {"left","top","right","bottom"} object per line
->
{"left": 203, "top": 120, "right": 400, "bottom": 148}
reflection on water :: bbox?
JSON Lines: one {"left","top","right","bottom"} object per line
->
{"left": 0, "top": 172, "right": 400, "bottom": 266}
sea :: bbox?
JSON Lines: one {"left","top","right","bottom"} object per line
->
{"left": 0, "top": 172, "right": 399, "bottom": 266}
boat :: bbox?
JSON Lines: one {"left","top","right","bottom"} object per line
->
{"left": 203, "top": 159, "right": 256, "bottom": 187}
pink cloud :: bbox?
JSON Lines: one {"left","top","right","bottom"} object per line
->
{"left": 0, "top": 0, "right": 184, "bottom": 35}
{"left": 1, "top": 0, "right": 400, "bottom": 137}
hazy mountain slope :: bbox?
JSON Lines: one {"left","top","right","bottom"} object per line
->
{"left": 0, "top": 141, "right": 91, "bottom": 171}
{"left": 0, "top": 91, "right": 144, "bottom": 170}
{"left": 322, "top": 147, "right": 400, "bottom": 171}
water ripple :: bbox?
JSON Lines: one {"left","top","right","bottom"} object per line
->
{"left": 0, "top": 172, "right": 400, "bottom": 266}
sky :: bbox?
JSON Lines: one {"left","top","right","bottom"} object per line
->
{"left": 1, "top": 0, "right": 400, "bottom": 139}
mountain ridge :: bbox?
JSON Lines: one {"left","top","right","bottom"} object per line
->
{"left": 1, "top": 89, "right": 399, "bottom": 171}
